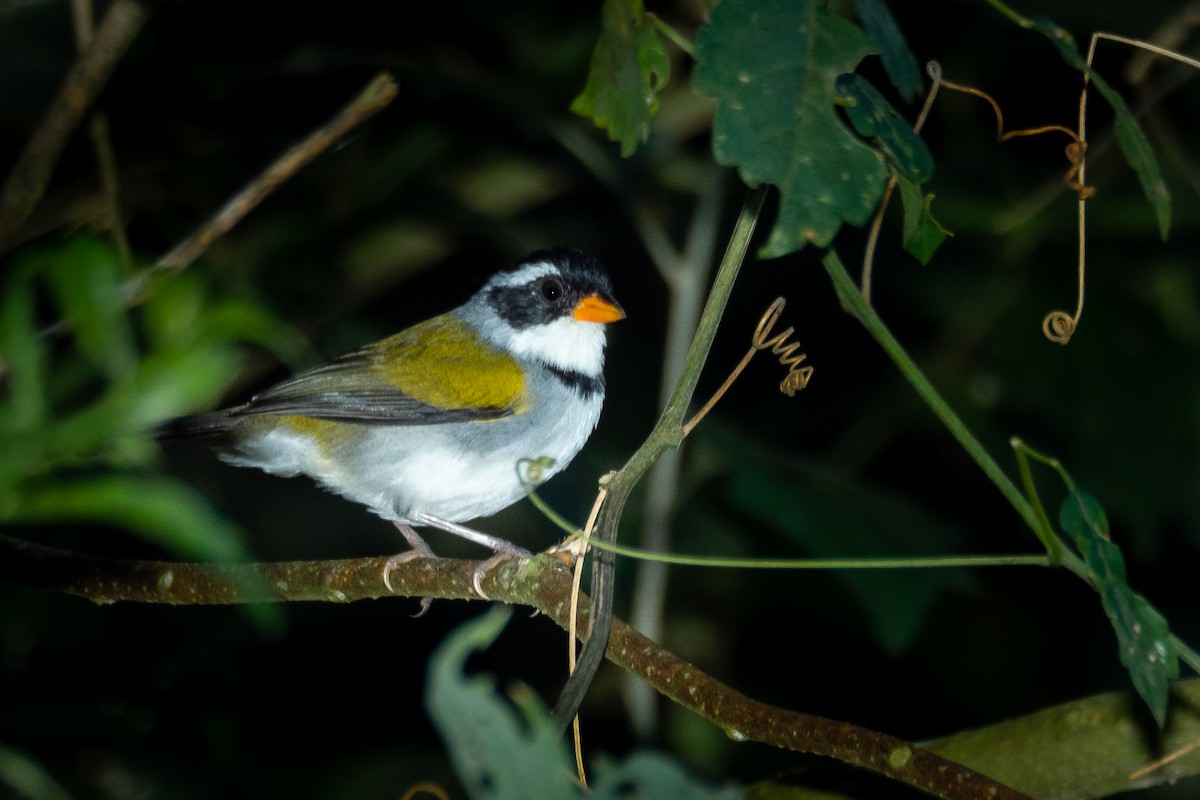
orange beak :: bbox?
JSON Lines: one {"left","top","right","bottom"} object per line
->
{"left": 573, "top": 294, "right": 625, "bottom": 324}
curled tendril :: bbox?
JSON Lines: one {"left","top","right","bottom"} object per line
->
{"left": 753, "top": 298, "right": 814, "bottom": 396}
{"left": 1042, "top": 310, "right": 1077, "bottom": 345}
{"left": 927, "top": 60, "right": 1090, "bottom": 346}
{"left": 928, "top": 64, "right": 1092, "bottom": 202}
{"left": 681, "top": 297, "right": 813, "bottom": 437}
{"left": 517, "top": 456, "right": 556, "bottom": 487}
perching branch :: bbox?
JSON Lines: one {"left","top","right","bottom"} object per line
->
{"left": 0, "top": 532, "right": 1029, "bottom": 800}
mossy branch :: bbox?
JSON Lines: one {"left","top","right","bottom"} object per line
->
{"left": 0, "top": 532, "right": 1029, "bottom": 800}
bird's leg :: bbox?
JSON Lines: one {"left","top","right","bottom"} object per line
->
{"left": 382, "top": 522, "right": 436, "bottom": 594}
{"left": 413, "top": 513, "right": 532, "bottom": 599}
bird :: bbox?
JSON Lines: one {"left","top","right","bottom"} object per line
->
{"left": 156, "top": 246, "right": 624, "bottom": 596}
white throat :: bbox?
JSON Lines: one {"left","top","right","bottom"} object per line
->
{"left": 505, "top": 316, "right": 607, "bottom": 375}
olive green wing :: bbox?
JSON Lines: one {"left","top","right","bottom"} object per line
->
{"left": 231, "top": 314, "right": 527, "bottom": 425}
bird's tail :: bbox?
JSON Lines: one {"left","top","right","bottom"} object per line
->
{"left": 153, "top": 411, "right": 234, "bottom": 439}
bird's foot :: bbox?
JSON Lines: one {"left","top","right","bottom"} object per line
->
{"left": 470, "top": 546, "right": 531, "bottom": 600}
{"left": 382, "top": 523, "right": 437, "bottom": 594}
{"left": 413, "top": 513, "right": 532, "bottom": 600}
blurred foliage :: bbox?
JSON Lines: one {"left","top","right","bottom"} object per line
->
{"left": 0, "top": 233, "right": 304, "bottom": 563}
{"left": 428, "top": 607, "right": 742, "bottom": 800}
{"left": 0, "top": 0, "right": 1198, "bottom": 798}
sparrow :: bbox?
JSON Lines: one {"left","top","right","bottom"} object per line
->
{"left": 156, "top": 246, "right": 624, "bottom": 595}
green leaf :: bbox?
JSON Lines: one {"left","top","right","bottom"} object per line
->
{"left": 694, "top": 0, "right": 887, "bottom": 255}
{"left": 140, "top": 272, "right": 210, "bottom": 352}
{"left": 834, "top": 73, "right": 933, "bottom": 181}
{"left": 571, "top": 0, "right": 670, "bottom": 158}
{"left": 41, "top": 235, "right": 137, "bottom": 380}
{"left": 0, "top": 269, "right": 45, "bottom": 430}
{"left": 930, "top": 677, "right": 1200, "bottom": 797}
{"left": 894, "top": 172, "right": 950, "bottom": 264}
{"left": 852, "top": 0, "right": 922, "bottom": 102}
{"left": 0, "top": 743, "right": 74, "bottom": 800}
{"left": 591, "top": 752, "right": 743, "bottom": 800}
{"left": 51, "top": 345, "right": 241, "bottom": 458}
{"left": 142, "top": 272, "right": 312, "bottom": 368}
{"left": 15, "top": 474, "right": 251, "bottom": 563}
{"left": 427, "top": 609, "right": 743, "bottom": 800}
{"left": 425, "top": 607, "right": 580, "bottom": 800}
{"left": 1059, "top": 490, "right": 1179, "bottom": 727}
{"left": 1031, "top": 17, "right": 1170, "bottom": 239}
{"left": 197, "top": 299, "right": 314, "bottom": 370}
{"left": 1103, "top": 84, "right": 1171, "bottom": 240}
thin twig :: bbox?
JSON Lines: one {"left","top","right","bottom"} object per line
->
{"left": 1130, "top": 736, "right": 1200, "bottom": 781}
{"left": 150, "top": 72, "right": 399, "bottom": 276}
{"left": 70, "top": 0, "right": 134, "bottom": 271}
{"left": 0, "top": 0, "right": 150, "bottom": 250}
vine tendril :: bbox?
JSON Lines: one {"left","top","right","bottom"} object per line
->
{"left": 682, "top": 298, "right": 812, "bottom": 436}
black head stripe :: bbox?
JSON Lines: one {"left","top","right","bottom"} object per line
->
{"left": 487, "top": 247, "right": 616, "bottom": 331}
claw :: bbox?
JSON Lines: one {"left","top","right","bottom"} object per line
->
{"left": 411, "top": 513, "right": 532, "bottom": 600}
{"left": 398, "top": 515, "right": 533, "bottom": 600}
{"left": 471, "top": 549, "right": 529, "bottom": 600}
{"left": 383, "top": 523, "right": 436, "bottom": 593}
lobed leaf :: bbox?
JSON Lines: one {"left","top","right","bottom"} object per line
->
{"left": 591, "top": 752, "right": 743, "bottom": 800}
{"left": 427, "top": 609, "right": 745, "bottom": 800}
{"left": 426, "top": 606, "right": 579, "bottom": 800}
{"left": 571, "top": 0, "right": 670, "bottom": 158}
{"left": 694, "top": 0, "right": 888, "bottom": 256}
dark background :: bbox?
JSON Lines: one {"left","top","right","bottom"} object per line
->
{"left": 1, "top": 0, "right": 1198, "bottom": 797}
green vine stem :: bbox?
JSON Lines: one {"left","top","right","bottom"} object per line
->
{"left": 824, "top": 251, "right": 1058, "bottom": 547}
{"left": 550, "top": 185, "right": 768, "bottom": 731}
{"left": 820, "top": 248, "right": 1200, "bottom": 677}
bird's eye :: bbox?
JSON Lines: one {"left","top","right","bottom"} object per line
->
{"left": 540, "top": 278, "right": 563, "bottom": 302}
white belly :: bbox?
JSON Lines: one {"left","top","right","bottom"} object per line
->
{"left": 222, "top": 382, "right": 603, "bottom": 526}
